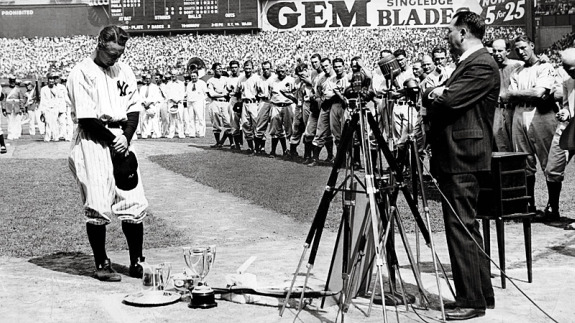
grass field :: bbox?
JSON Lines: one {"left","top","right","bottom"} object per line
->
{"left": 3, "top": 127, "right": 575, "bottom": 259}
{"left": 0, "top": 158, "right": 188, "bottom": 258}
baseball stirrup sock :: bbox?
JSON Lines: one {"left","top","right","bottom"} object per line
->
{"left": 546, "top": 181, "right": 562, "bottom": 212}
{"left": 279, "top": 138, "right": 287, "bottom": 153}
{"left": 526, "top": 175, "right": 536, "bottom": 211}
{"left": 271, "top": 138, "right": 279, "bottom": 155}
{"left": 122, "top": 222, "right": 144, "bottom": 265}
{"left": 214, "top": 133, "right": 221, "bottom": 144}
{"left": 247, "top": 139, "right": 254, "bottom": 150}
{"left": 234, "top": 135, "right": 242, "bottom": 149}
{"left": 325, "top": 140, "right": 334, "bottom": 158}
{"left": 304, "top": 142, "right": 311, "bottom": 158}
{"left": 86, "top": 223, "right": 108, "bottom": 265}
{"left": 313, "top": 146, "right": 321, "bottom": 160}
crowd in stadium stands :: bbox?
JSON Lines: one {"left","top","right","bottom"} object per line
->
{"left": 0, "top": 26, "right": 525, "bottom": 79}
{"left": 544, "top": 32, "right": 575, "bottom": 67}
{"left": 535, "top": 1, "right": 575, "bottom": 15}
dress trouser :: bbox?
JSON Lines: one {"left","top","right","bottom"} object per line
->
{"left": 438, "top": 171, "right": 493, "bottom": 309}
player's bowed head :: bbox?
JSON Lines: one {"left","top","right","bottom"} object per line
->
{"left": 94, "top": 25, "right": 129, "bottom": 70}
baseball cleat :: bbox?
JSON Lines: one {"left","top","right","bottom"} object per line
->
{"left": 94, "top": 259, "right": 121, "bottom": 282}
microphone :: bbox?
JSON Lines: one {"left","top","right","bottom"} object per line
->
{"left": 378, "top": 53, "right": 401, "bottom": 79}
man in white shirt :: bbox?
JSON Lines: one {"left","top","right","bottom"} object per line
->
{"left": 165, "top": 72, "right": 186, "bottom": 139}
{"left": 139, "top": 73, "right": 162, "bottom": 138}
{"left": 39, "top": 73, "right": 65, "bottom": 142}
{"left": 185, "top": 70, "right": 208, "bottom": 138}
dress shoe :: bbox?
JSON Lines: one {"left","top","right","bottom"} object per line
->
{"left": 444, "top": 297, "right": 494, "bottom": 310}
{"left": 486, "top": 296, "right": 495, "bottom": 309}
{"left": 94, "top": 259, "right": 121, "bottom": 282}
{"left": 445, "top": 308, "right": 485, "bottom": 321}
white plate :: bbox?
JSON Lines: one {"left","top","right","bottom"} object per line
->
{"left": 123, "top": 290, "right": 181, "bottom": 307}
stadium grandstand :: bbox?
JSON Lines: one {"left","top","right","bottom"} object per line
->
{"left": 0, "top": 0, "right": 573, "bottom": 79}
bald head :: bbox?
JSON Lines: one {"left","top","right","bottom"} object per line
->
{"left": 562, "top": 48, "right": 575, "bottom": 79}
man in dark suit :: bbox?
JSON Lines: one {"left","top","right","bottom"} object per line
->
{"left": 426, "top": 11, "right": 499, "bottom": 320}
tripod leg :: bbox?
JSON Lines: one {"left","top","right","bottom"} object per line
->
{"left": 284, "top": 115, "right": 361, "bottom": 316}
{"left": 280, "top": 244, "right": 309, "bottom": 316}
{"left": 409, "top": 137, "right": 448, "bottom": 320}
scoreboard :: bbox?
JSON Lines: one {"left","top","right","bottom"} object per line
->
{"left": 110, "top": 0, "right": 259, "bottom": 31}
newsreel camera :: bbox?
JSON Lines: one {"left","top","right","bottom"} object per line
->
{"left": 281, "top": 55, "right": 451, "bottom": 322}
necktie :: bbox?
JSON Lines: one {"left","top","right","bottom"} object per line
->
{"left": 192, "top": 83, "right": 196, "bottom": 91}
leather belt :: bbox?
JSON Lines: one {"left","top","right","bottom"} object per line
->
{"left": 272, "top": 102, "right": 292, "bottom": 107}
{"left": 214, "top": 98, "right": 228, "bottom": 102}
{"left": 395, "top": 100, "right": 407, "bottom": 105}
{"left": 242, "top": 98, "right": 257, "bottom": 103}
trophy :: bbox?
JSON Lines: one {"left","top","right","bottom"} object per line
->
{"left": 184, "top": 245, "right": 217, "bottom": 309}
{"left": 142, "top": 262, "right": 172, "bottom": 291}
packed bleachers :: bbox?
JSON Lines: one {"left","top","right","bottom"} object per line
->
{"left": 0, "top": 26, "right": 526, "bottom": 79}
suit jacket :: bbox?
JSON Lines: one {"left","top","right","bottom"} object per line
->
{"left": 428, "top": 48, "right": 500, "bottom": 174}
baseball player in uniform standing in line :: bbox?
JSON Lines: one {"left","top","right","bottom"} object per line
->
{"left": 5, "top": 76, "right": 25, "bottom": 140}
{"left": 294, "top": 62, "right": 319, "bottom": 164}
{"left": 207, "top": 63, "right": 231, "bottom": 148}
{"left": 236, "top": 60, "right": 259, "bottom": 153}
{"left": 505, "top": 35, "right": 558, "bottom": 220}
{"left": 185, "top": 70, "right": 208, "bottom": 138}
{"left": 267, "top": 62, "right": 296, "bottom": 157}
{"left": 39, "top": 73, "right": 65, "bottom": 142}
{"left": 227, "top": 61, "right": 242, "bottom": 149}
{"left": 539, "top": 48, "right": 575, "bottom": 222}
{"left": 67, "top": 26, "right": 149, "bottom": 281}
{"left": 254, "top": 61, "right": 275, "bottom": 155}
{"left": 310, "top": 58, "right": 336, "bottom": 166}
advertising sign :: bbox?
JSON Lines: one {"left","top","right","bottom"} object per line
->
{"left": 262, "top": 0, "right": 525, "bottom": 30}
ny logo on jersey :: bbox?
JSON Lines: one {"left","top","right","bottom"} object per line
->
{"left": 117, "top": 81, "right": 129, "bottom": 96}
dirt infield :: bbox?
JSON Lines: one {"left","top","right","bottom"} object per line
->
{"left": 1, "top": 138, "right": 574, "bottom": 323}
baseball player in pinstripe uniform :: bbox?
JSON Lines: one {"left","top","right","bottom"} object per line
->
{"left": 67, "top": 26, "right": 149, "bottom": 282}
